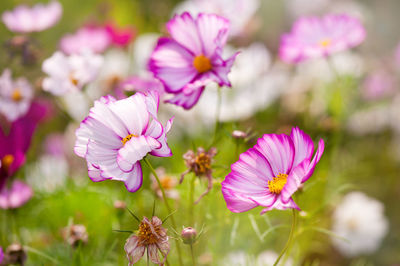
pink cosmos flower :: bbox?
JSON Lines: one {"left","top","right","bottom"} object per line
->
{"left": 60, "top": 26, "right": 112, "bottom": 55}
{"left": 2, "top": 1, "right": 62, "bottom": 33}
{"left": 280, "top": 14, "right": 366, "bottom": 63}
{"left": 74, "top": 91, "right": 173, "bottom": 192}
{"left": 149, "top": 12, "right": 237, "bottom": 109}
{"left": 0, "top": 102, "right": 47, "bottom": 191}
{"left": 120, "top": 76, "right": 165, "bottom": 96}
{"left": 0, "top": 180, "right": 33, "bottom": 209}
{"left": 221, "top": 127, "right": 324, "bottom": 213}
{"left": 105, "top": 23, "right": 135, "bottom": 47}
{"left": 0, "top": 69, "right": 33, "bottom": 122}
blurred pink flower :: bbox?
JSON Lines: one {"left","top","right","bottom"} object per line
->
{"left": 42, "top": 51, "right": 103, "bottom": 95}
{"left": 60, "top": 26, "right": 112, "bottom": 55}
{"left": 120, "top": 76, "right": 165, "bottom": 96}
{"left": 0, "top": 69, "right": 33, "bottom": 122}
{"left": 0, "top": 247, "right": 3, "bottom": 264}
{"left": 221, "top": 127, "right": 324, "bottom": 213}
{"left": 0, "top": 180, "right": 33, "bottom": 209}
{"left": 2, "top": 1, "right": 62, "bottom": 33}
{"left": 74, "top": 92, "right": 173, "bottom": 192}
{"left": 362, "top": 70, "right": 395, "bottom": 101}
{"left": 125, "top": 216, "right": 169, "bottom": 265}
{"left": 0, "top": 102, "right": 47, "bottom": 191}
{"left": 280, "top": 14, "right": 366, "bottom": 63}
{"left": 105, "top": 23, "right": 135, "bottom": 47}
{"left": 149, "top": 12, "right": 237, "bottom": 109}
{"left": 44, "top": 133, "right": 65, "bottom": 157}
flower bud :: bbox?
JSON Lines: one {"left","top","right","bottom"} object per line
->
{"left": 181, "top": 227, "right": 197, "bottom": 245}
{"left": 113, "top": 200, "right": 126, "bottom": 210}
{"left": 4, "top": 243, "right": 27, "bottom": 265}
{"left": 232, "top": 130, "right": 247, "bottom": 139}
{"left": 63, "top": 224, "right": 88, "bottom": 248}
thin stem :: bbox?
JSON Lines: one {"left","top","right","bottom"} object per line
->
{"left": 143, "top": 158, "right": 183, "bottom": 266}
{"left": 273, "top": 209, "right": 297, "bottom": 266}
{"left": 211, "top": 86, "right": 222, "bottom": 146}
{"left": 190, "top": 244, "right": 196, "bottom": 266}
{"left": 189, "top": 174, "right": 196, "bottom": 225}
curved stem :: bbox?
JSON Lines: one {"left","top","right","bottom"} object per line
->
{"left": 273, "top": 209, "right": 297, "bottom": 266}
{"left": 143, "top": 158, "right": 183, "bottom": 266}
{"left": 190, "top": 244, "right": 196, "bottom": 266}
{"left": 189, "top": 175, "right": 196, "bottom": 225}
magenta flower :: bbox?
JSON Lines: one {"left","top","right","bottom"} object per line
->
{"left": 74, "top": 91, "right": 173, "bottom": 192}
{"left": 105, "top": 23, "right": 135, "bottom": 47}
{"left": 120, "top": 76, "right": 165, "bottom": 96}
{"left": 280, "top": 14, "right": 366, "bottom": 63}
{"left": 60, "top": 26, "right": 112, "bottom": 55}
{"left": 2, "top": 1, "right": 62, "bottom": 33}
{"left": 0, "top": 246, "right": 3, "bottom": 263}
{"left": 149, "top": 12, "right": 237, "bottom": 109}
{"left": 0, "top": 180, "right": 33, "bottom": 209}
{"left": 221, "top": 127, "right": 324, "bottom": 213}
{"left": 0, "top": 102, "right": 47, "bottom": 191}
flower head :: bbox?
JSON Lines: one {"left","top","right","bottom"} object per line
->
{"left": 149, "top": 12, "right": 237, "bottom": 109}
{"left": 150, "top": 167, "right": 179, "bottom": 200}
{"left": 181, "top": 227, "right": 197, "bottom": 245}
{"left": 60, "top": 26, "right": 112, "bottom": 55}
{"left": 331, "top": 192, "right": 388, "bottom": 257}
{"left": 63, "top": 224, "right": 89, "bottom": 248}
{"left": 221, "top": 127, "right": 324, "bottom": 213}
{"left": 125, "top": 216, "right": 169, "bottom": 265}
{"left": 0, "top": 180, "right": 33, "bottom": 209}
{"left": 2, "top": 1, "right": 62, "bottom": 33}
{"left": 0, "top": 102, "right": 47, "bottom": 191}
{"left": 280, "top": 14, "right": 366, "bottom": 63}
{"left": 0, "top": 69, "right": 33, "bottom": 122}
{"left": 180, "top": 147, "right": 217, "bottom": 203}
{"left": 42, "top": 51, "right": 103, "bottom": 96}
{"left": 105, "top": 23, "right": 135, "bottom": 47}
{"left": 2, "top": 244, "right": 27, "bottom": 265}
{"left": 74, "top": 91, "right": 173, "bottom": 192}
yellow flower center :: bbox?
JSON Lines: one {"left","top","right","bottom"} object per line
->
{"left": 193, "top": 55, "right": 212, "bottom": 73}
{"left": 319, "top": 38, "right": 332, "bottom": 48}
{"left": 11, "top": 89, "right": 23, "bottom": 102}
{"left": 195, "top": 152, "right": 212, "bottom": 175}
{"left": 69, "top": 73, "right": 79, "bottom": 86}
{"left": 121, "top": 134, "right": 137, "bottom": 145}
{"left": 138, "top": 221, "right": 161, "bottom": 245}
{"left": 160, "top": 176, "right": 174, "bottom": 189}
{"left": 1, "top": 154, "right": 14, "bottom": 171}
{"left": 268, "top": 173, "right": 288, "bottom": 194}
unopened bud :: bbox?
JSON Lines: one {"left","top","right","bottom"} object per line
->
{"left": 4, "top": 243, "right": 27, "bottom": 265}
{"left": 114, "top": 200, "right": 127, "bottom": 209}
{"left": 232, "top": 130, "right": 247, "bottom": 139}
{"left": 181, "top": 227, "right": 197, "bottom": 245}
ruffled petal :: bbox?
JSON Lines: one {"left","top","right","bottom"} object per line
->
{"left": 149, "top": 117, "right": 174, "bottom": 157}
{"left": 302, "top": 139, "right": 324, "bottom": 182}
{"left": 290, "top": 127, "right": 314, "bottom": 168}
{"left": 260, "top": 196, "right": 300, "bottom": 214}
{"left": 149, "top": 38, "right": 197, "bottom": 93}
{"left": 165, "top": 86, "right": 205, "bottom": 110}
{"left": 117, "top": 136, "right": 160, "bottom": 172}
{"left": 281, "top": 159, "right": 309, "bottom": 203}
{"left": 254, "top": 134, "right": 295, "bottom": 176}
{"left": 125, "top": 235, "right": 145, "bottom": 265}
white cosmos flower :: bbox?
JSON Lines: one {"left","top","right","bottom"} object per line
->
{"left": 42, "top": 50, "right": 103, "bottom": 96}
{"left": 0, "top": 69, "right": 33, "bottom": 122}
{"left": 331, "top": 192, "right": 389, "bottom": 257}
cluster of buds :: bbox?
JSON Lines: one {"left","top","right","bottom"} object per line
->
{"left": 180, "top": 147, "right": 217, "bottom": 204}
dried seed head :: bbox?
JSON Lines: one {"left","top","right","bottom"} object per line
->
{"left": 63, "top": 224, "right": 88, "bottom": 248}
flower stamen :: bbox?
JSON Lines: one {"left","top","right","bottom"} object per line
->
{"left": 121, "top": 134, "right": 137, "bottom": 145}
{"left": 319, "top": 38, "right": 332, "bottom": 48}
{"left": 1, "top": 154, "right": 14, "bottom": 171}
{"left": 193, "top": 55, "right": 212, "bottom": 73}
{"left": 268, "top": 173, "right": 288, "bottom": 194}
{"left": 194, "top": 152, "right": 212, "bottom": 175}
{"left": 11, "top": 89, "right": 23, "bottom": 102}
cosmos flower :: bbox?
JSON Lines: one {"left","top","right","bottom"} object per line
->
{"left": 0, "top": 180, "right": 33, "bottom": 209}
{"left": 280, "top": 14, "right": 366, "bottom": 63}
{"left": 105, "top": 23, "right": 135, "bottom": 47}
{"left": 362, "top": 70, "right": 395, "bottom": 101}
{"left": 173, "top": 0, "right": 260, "bottom": 38}
{"left": 2, "top": 1, "right": 62, "bottom": 33}
{"left": 331, "top": 192, "right": 389, "bottom": 257}
{"left": 150, "top": 167, "right": 179, "bottom": 200}
{"left": 0, "top": 69, "right": 33, "bottom": 122}
{"left": 180, "top": 147, "right": 217, "bottom": 203}
{"left": 59, "top": 26, "right": 112, "bottom": 55}
{"left": 63, "top": 224, "right": 89, "bottom": 247}
{"left": 221, "top": 127, "right": 324, "bottom": 213}
{"left": 0, "top": 102, "right": 47, "bottom": 191}
{"left": 74, "top": 91, "right": 173, "bottom": 192}
{"left": 149, "top": 12, "right": 237, "bottom": 109}
{"left": 125, "top": 216, "right": 169, "bottom": 265}
{"left": 42, "top": 51, "right": 103, "bottom": 96}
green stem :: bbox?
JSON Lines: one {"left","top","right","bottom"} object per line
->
{"left": 189, "top": 175, "right": 196, "bottom": 225}
{"left": 190, "top": 244, "right": 196, "bottom": 266}
{"left": 273, "top": 209, "right": 297, "bottom": 266}
{"left": 143, "top": 158, "right": 183, "bottom": 266}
